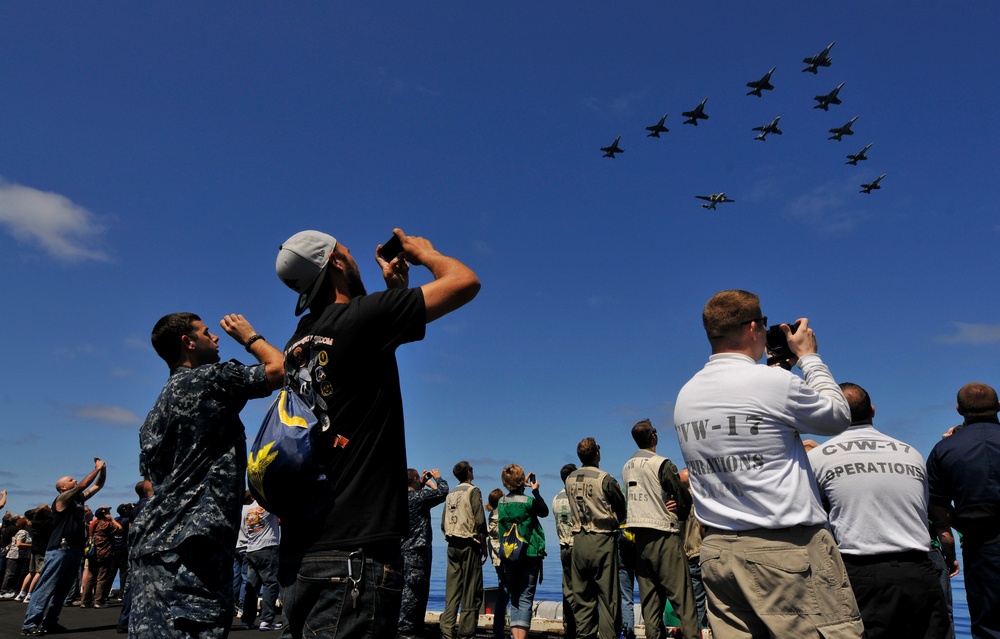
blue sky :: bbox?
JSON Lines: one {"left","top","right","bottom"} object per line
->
{"left": 2, "top": 2, "right": 999, "bottom": 546}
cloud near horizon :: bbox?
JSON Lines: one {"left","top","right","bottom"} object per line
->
{"left": 936, "top": 322, "right": 1000, "bottom": 345}
{"left": 0, "top": 179, "right": 110, "bottom": 262}
{"left": 72, "top": 405, "right": 142, "bottom": 427}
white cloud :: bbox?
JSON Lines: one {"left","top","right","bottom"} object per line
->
{"left": 72, "top": 405, "right": 142, "bottom": 426}
{"left": 782, "top": 182, "right": 861, "bottom": 234}
{"left": 0, "top": 179, "right": 110, "bottom": 262}
{"left": 937, "top": 322, "right": 1000, "bottom": 345}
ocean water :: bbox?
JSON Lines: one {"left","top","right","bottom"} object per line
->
{"left": 426, "top": 546, "right": 974, "bottom": 638}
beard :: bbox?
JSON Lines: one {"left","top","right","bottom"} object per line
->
{"left": 345, "top": 260, "right": 367, "bottom": 298}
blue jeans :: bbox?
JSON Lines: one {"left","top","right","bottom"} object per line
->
{"left": 233, "top": 548, "right": 248, "bottom": 610}
{"left": 502, "top": 557, "right": 540, "bottom": 629}
{"left": 244, "top": 546, "right": 281, "bottom": 626}
{"left": 279, "top": 547, "right": 403, "bottom": 639}
{"left": 23, "top": 547, "right": 83, "bottom": 631}
{"left": 492, "top": 564, "right": 509, "bottom": 639}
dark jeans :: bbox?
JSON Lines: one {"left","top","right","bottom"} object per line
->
{"left": 243, "top": 546, "right": 280, "bottom": 626}
{"left": 279, "top": 546, "right": 403, "bottom": 639}
{"left": 686, "top": 556, "right": 707, "bottom": 629}
{"left": 927, "top": 548, "right": 955, "bottom": 639}
{"left": 964, "top": 540, "right": 1000, "bottom": 639}
{"left": 492, "top": 564, "right": 509, "bottom": 639}
{"left": 399, "top": 548, "right": 431, "bottom": 634}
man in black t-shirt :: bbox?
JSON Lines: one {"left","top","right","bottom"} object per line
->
{"left": 274, "top": 228, "right": 480, "bottom": 639}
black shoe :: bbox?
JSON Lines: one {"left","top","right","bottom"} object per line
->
{"left": 21, "top": 627, "right": 46, "bottom": 637}
{"left": 42, "top": 623, "right": 68, "bottom": 634}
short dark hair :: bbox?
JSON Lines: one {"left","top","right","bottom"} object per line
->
{"left": 577, "top": 437, "right": 599, "bottom": 466}
{"left": 487, "top": 488, "right": 504, "bottom": 510}
{"left": 957, "top": 382, "right": 1000, "bottom": 420}
{"left": 839, "top": 383, "right": 874, "bottom": 423}
{"left": 453, "top": 460, "right": 472, "bottom": 482}
{"left": 631, "top": 419, "right": 656, "bottom": 448}
{"left": 559, "top": 463, "right": 577, "bottom": 483}
{"left": 407, "top": 468, "right": 422, "bottom": 489}
{"left": 150, "top": 312, "right": 201, "bottom": 366}
{"left": 134, "top": 481, "right": 147, "bottom": 498}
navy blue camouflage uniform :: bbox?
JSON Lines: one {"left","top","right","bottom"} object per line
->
{"left": 130, "top": 360, "right": 271, "bottom": 639}
{"left": 399, "top": 478, "right": 449, "bottom": 635}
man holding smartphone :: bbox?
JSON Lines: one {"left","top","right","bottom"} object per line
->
{"left": 673, "top": 290, "right": 861, "bottom": 639}
{"left": 274, "top": 228, "right": 480, "bottom": 639}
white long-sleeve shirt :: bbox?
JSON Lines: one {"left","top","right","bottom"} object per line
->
{"left": 673, "top": 353, "right": 850, "bottom": 531}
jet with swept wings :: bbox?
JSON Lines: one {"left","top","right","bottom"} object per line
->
{"left": 802, "top": 41, "right": 836, "bottom": 74}
{"left": 846, "top": 143, "right": 873, "bottom": 165}
{"left": 682, "top": 99, "right": 710, "bottom": 126}
{"left": 696, "top": 193, "right": 734, "bottom": 210}
{"left": 601, "top": 135, "right": 624, "bottom": 158}
{"left": 645, "top": 114, "right": 669, "bottom": 138}
{"left": 746, "top": 67, "right": 776, "bottom": 97}
{"left": 860, "top": 174, "right": 886, "bottom": 194}
{"left": 828, "top": 116, "right": 859, "bottom": 141}
{"left": 813, "top": 82, "right": 846, "bottom": 110}
{"left": 752, "top": 116, "right": 783, "bottom": 141}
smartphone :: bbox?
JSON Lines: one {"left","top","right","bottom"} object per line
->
{"left": 378, "top": 234, "right": 404, "bottom": 262}
{"left": 527, "top": 473, "right": 536, "bottom": 485}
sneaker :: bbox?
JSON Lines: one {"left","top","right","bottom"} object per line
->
{"left": 21, "top": 626, "right": 45, "bottom": 636}
{"left": 259, "top": 622, "right": 283, "bottom": 631}
{"left": 2, "top": 592, "right": 16, "bottom": 599}
{"left": 93, "top": 603, "right": 107, "bottom": 609}
{"left": 14, "top": 592, "right": 26, "bottom": 601}
{"left": 23, "top": 594, "right": 31, "bottom": 604}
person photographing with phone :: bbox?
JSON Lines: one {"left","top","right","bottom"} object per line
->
{"left": 672, "top": 290, "right": 862, "bottom": 639}
{"left": 274, "top": 228, "right": 480, "bottom": 639}
{"left": 399, "top": 468, "right": 449, "bottom": 639}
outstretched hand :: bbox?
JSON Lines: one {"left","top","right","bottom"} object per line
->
{"left": 220, "top": 314, "right": 257, "bottom": 345}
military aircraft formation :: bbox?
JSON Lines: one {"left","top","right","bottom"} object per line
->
{"left": 599, "top": 40, "right": 886, "bottom": 203}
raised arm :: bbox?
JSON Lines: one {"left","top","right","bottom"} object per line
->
{"left": 83, "top": 459, "right": 107, "bottom": 501}
{"left": 220, "top": 314, "right": 285, "bottom": 390}
{"left": 393, "top": 229, "right": 480, "bottom": 323}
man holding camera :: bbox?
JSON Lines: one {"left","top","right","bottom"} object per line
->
{"left": 399, "top": 468, "right": 449, "bottom": 639}
{"left": 274, "top": 228, "right": 480, "bottom": 639}
{"left": 672, "top": 290, "right": 862, "bottom": 639}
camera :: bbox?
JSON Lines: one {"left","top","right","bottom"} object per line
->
{"left": 765, "top": 322, "right": 800, "bottom": 367}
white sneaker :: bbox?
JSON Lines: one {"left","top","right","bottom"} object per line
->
{"left": 14, "top": 592, "right": 25, "bottom": 601}
{"left": 259, "top": 622, "right": 283, "bottom": 631}
{"left": 22, "top": 594, "right": 31, "bottom": 604}
{"left": 1, "top": 592, "right": 15, "bottom": 599}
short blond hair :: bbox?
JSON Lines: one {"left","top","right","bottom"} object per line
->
{"left": 501, "top": 464, "right": 525, "bottom": 492}
{"left": 702, "top": 290, "right": 761, "bottom": 340}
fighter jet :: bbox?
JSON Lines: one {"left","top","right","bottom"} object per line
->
{"left": 802, "top": 41, "right": 836, "bottom": 74}
{"left": 645, "top": 114, "right": 669, "bottom": 138}
{"left": 752, "top": 116, "right": 783, "bottom": 141}
{"left": 682, "top": 99, "right": 709, "bottom": 126}
{"left": 601, "top": 135, "right": 624, "bottom": 158}
{"left": 746, "top": 67, "right": 776, "bottom": 97}
{"left": 828, "top": 116, "right": 859, "bottom": 141}
{"left": 813, "top": 82, "right": 846, "bottom": 111}
{"left": 695, "top": 193, "right": 735, "bottom": 210}
{"left": 845, "top": 143, "right": 873, "bottom": 165}
{"left": 860, "top": 174, "right": 886, "bottom": 194}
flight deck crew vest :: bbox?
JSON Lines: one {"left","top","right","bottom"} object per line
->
{"left": 442, "top": 483, "right": 478, "bottom": 541}
{"left": 552, "top": 489, "right": 575, "bottom": 547}
{"left": 566, "top": 467, "right": 618, "bottom": 534}
{"left": 622, "top": 449, "right": 681, "bottom": 533}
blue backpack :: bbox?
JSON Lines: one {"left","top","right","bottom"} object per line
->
{"left": 247, "top": 342, "right": 347, "bottom": 521}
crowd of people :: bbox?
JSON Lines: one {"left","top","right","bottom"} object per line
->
{"left": 3, "top": 229, "right": 998, "bottom": 639}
